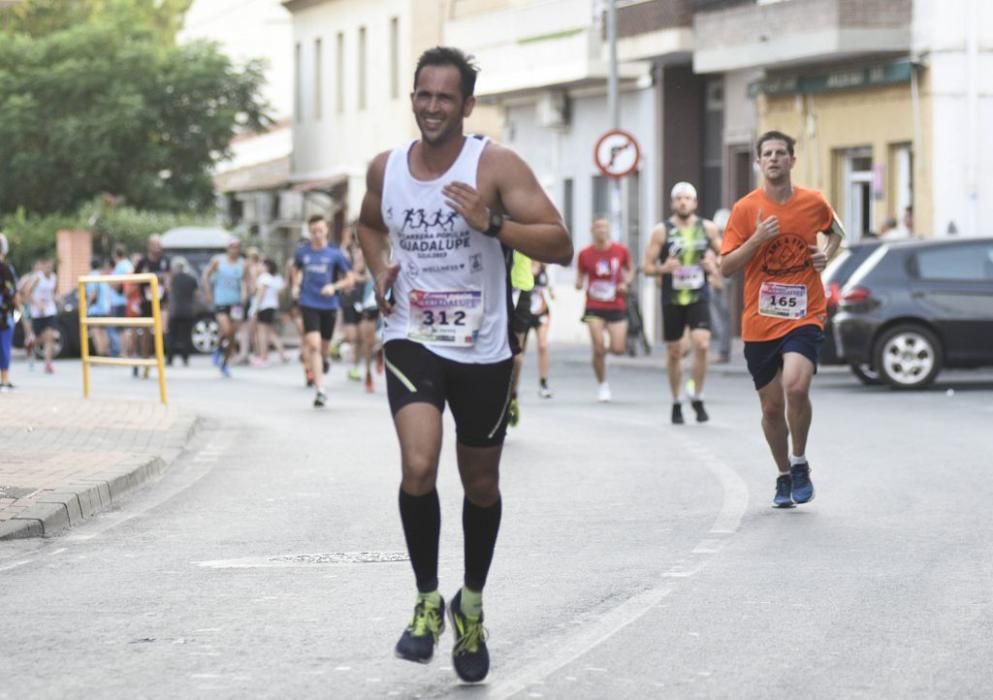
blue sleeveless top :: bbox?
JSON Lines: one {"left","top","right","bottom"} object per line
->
{"left": 213, "top": 257, "right": 244, "bottom": 306}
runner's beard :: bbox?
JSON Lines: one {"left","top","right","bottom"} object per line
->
{"left": 418, "top": 115, "right": 461, "bottom": 146}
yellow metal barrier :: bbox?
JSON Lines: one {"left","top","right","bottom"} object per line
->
{"left": 78, "top": 273, "right": 168, "bottom": 405}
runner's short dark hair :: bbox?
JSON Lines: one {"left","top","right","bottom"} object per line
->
{"left": 756, "top": 130, "right": 796, "bottom": 157}
{"left": 307, "top": 215, "right": 325, "bottom": 227}
{"left": 264, "top": 258, "right": 277, "bottom": 275}
{"left": 414, "top": 46, "right": 479, "bottom": 100}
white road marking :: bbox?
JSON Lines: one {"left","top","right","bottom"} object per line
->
{"left": 488, "top": 411, "right": 751, "bottom": 699}
{"left": 0, "top": 559, "right": 33, "bottom": 572}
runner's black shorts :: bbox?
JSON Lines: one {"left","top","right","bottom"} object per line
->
{"left": 582, "top": 307, "right": 626, "bottom": 324}
{"left": 214, "top": 305, "right": 240, "bottom": 318}
{"left": 31, "top": 315, "right": 57, "bottom": 336}
{"left": 662, "top": 301, "right": 711, "bottom": 342}
{"left": 300, "top": 305, "right": 337, "bottom": 341}
{"left": 384, "top": 339, "right": 513, "bottom": 448}
{"left": 744, "top": 324, "right": 824, "bottom": 390}
{"left": 342, "top": 304, "right": 379, "bottom": 325}
{"left": 257, "top": 308, "right": 276, "bottom": 325}
{"left": 511, "top": 290, "right": 532, "bottom": 335}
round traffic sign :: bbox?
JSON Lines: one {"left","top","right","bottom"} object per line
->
{"left": 594, "top": 129, "right": 641, "bottom": 179}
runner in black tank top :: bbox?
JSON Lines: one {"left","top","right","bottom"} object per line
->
{"left": 643, "top": 182, "right": 722, "bottom": 424}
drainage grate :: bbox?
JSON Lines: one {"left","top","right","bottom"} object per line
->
{"left": 267, "top": 551, "right": 409, "bottom": 565}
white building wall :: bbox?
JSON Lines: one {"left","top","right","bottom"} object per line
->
{"left": 290, "top": 0, "right": 421, "bottom": 221}
{"left": 723, "top": 69, "right": 761, "bottom": 148}
{"left": 916, "top": 0, "right": 993, "bottom": 237}
{"left": 503, "top": 87, "right": 658, "bottom": 343}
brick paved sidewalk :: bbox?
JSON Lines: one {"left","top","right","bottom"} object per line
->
{"left": 0, "top": 395, "right": 199, "bottom": 540}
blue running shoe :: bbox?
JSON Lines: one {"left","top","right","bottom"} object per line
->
{"left": 790, "top": 462, "right": 815, "bottom": 504}
{"left": 449, "top": 589, "right": 490, "bottom": 683}
{"left": 395, "top": 596, "right": 445, "bottom": 663}
{"left": 773, "top": 474, "right": 795, "bottom": 508}
{"left": 212, "top": 348, "right": 222, "bottom": 367}
{"left": 220, "top": 364, "right": 231, "bottom": 379}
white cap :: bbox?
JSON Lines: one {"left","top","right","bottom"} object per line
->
{"left": 670, "top": 182, "right": 697, "bottom": 199}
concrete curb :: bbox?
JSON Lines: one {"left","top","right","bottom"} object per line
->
{"left": 0, "top": 416, "right": 202, "bottom": 541}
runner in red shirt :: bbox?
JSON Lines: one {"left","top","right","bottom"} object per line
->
{"left": 575, "top": 217, "right": 633, "bottom": 402}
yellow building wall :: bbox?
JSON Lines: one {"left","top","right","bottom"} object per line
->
{"left": 758, "top": 81, "right": 932, "bottom": 237}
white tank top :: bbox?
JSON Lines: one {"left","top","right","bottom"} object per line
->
{"left": 381, "top": 136, "right": 512, "bottom": 364}
{"left": 30, "top": 272, "right": 57, "bottom": 317}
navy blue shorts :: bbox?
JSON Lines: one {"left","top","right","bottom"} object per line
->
{"left": 744, "top": 324, "right": 824, "bottom": 390}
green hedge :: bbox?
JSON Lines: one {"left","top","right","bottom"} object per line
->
{"left": 1, "top": 201, "right": 213, "bottom": 275}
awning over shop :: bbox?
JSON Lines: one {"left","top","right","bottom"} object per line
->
{"left": 213, "top": 156, "right": 291, "bottom": 193}
{"left": 749, "top": 59, "right": 914, "bottom": 98}
{"left": 290, "top": 174, "right": 348, "bottom": 194}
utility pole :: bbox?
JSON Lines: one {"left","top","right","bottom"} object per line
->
{"left": 606, "top": 0, "right": 624, "bottom": 248}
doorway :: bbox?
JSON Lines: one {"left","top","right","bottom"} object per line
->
{"left": 843, "top": 148, "right": 874, "bottom": 241}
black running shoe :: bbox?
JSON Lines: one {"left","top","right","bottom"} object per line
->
{"left": 313, "top": 390, "right": 327, "bottom": 408}
{"left": 395, "top": 596, "right": 445, "bottom": 663}
{"left": 773, "top": 474, "right": 795, "bottom": 508}
{"left": 322, "top": 358, "right": 330, "bottom": 375}
{"left": 790, "top": 461, "right": 815, "bottom": 504}
{"left": 691, "top": 399, "right": 709, "bottom": 423}
{"left": 448, "top": 590, "right": 489, "bottom": 683}
{"left": 671, "top": 402, "right": 684, "bottom": 425}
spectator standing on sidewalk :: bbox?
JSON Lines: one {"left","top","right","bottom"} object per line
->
{"left": 108, "top": 245, "right": 133, "bottom": 358}
{"left": 0, "top": 232, "right": 18, "bottom": 391}
{"left": 167, "top": 258, "right": 198, "bottom": 367}
{"left": 134, "top": 235, "right": 170, "bottom": 377}
{"left": 85, "top": 258, "right": 113, "bottom": 356}
{"left": 24, "top": 256, "right": 58, "bottom": 374}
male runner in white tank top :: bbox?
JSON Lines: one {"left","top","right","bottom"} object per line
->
{"left": 358, "top": 47, "right": 573, "bottom": 683}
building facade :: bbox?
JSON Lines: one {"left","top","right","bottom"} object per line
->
{"left": 180, "top": 0, "right": 296, "bottom": 256}
{"left": 445, "top": 0, "right": 701, "bottom": 342}
{"left": 283, "top": 0, "right": 501, "bottom": 242}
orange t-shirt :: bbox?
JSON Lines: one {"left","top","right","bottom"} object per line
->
{"left": 721, "top": 186, "right": 835, "bottom": 342}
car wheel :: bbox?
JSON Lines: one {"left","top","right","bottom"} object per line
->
{"left": 34, "top": 325, "right": 67, "bottom": 359}
{"left": 849, "top": 363, "right": 882, "bottom": 386}
{"left": 191, "top": 316, "right": 219, "bottom": 354}
{"left": 874, "top": 324, "right": 942, "bottom": 390}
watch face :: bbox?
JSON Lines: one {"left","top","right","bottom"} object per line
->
{"left": 491, "top": 212, "right": 503, "bottom": 229}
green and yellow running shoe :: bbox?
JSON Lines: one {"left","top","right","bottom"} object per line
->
{"left": 508, "top": 398, "right": 520, "bottom": 427}
{"left": 448, "top": 589, "right": 490, "bottom": 683}
{"left": 394, "top": 596, "right": 445, "bottom": 663}
{"left": 347, "top": 367, "right": 362, "bottom": 381}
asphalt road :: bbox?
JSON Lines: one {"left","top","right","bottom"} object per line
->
{"left": 2, "top": 349, "right": 992, "bottom": 699}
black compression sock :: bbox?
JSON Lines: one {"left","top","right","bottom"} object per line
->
{"left": 463, "top": 496, "right": 502, "bottom": 591}
{"left": 398, "top": 488, "right": 441, "bottom": 593}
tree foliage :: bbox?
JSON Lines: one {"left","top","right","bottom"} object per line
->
{"left": 0, "top": 15, "right": 271, "bottom": 215}
{"left": 1, "top": 0, "right": 194, "bottom": 45}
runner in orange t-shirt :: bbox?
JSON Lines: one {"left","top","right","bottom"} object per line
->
{"left": 720, "top": 130, "right": 845, "bottom": 509}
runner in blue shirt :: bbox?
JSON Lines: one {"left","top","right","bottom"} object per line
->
{"left": 292, "top": 215, "right": 354, "bottom": 407}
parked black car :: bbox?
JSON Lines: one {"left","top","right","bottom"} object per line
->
{"left": 833, "top": 237, "right": 993, "bottom": 389}
{"left": 821, "top": 239, "right": 883, "bottom": 384}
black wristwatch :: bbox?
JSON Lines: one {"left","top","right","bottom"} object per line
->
{"left": 484, "top": 210, "right": 505, "bottom": 238}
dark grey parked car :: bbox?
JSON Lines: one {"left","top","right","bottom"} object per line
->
{"left": 833, "top": 237, "right": 993, "bottom": 389}
{"left": 821, "top": 239, "right": 883, "bottom": 384}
